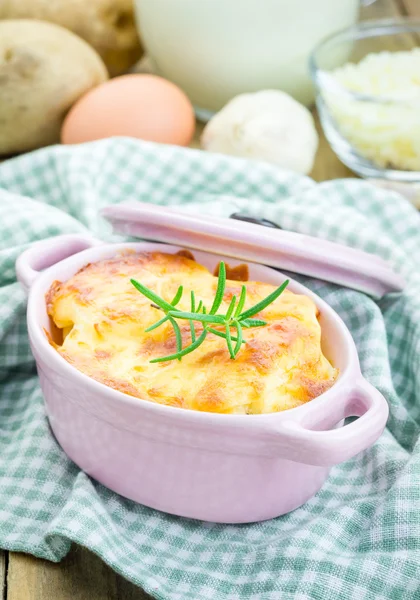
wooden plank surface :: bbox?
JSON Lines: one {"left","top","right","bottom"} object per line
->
{"left": 401, "top": 0, "right": 420, "bottom": 16}
{"left": 7, "top": 549, "right": 150, "bottom": 600}
{"left": 3, "top": 0, "right": 413, "bottom": 599}
{"left": 309, "top": 111, "right": 353, "bottom": 183}
{"left": 0, "top": 552, "right": 5, "bottom": 599}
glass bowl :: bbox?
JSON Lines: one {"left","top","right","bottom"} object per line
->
{"left": 310, "top": 18, "right": 420, "bottom": 183}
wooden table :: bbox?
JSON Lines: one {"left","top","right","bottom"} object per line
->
{"left": 1, "top": 1, "right": 417, "bottom": 598}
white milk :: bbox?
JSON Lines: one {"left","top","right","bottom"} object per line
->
{"left": 135, "top": 0, "right": 360, "bottom": 116}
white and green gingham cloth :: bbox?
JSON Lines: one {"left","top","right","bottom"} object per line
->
{"left": 0, "top": 138, "right": 419, "bottom": 600}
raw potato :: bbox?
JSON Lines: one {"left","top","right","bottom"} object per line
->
{"left": 0, "top": 19, "right": 108, "bottom": 155}
{"left": 0, "top": 0, "right": 142, "bottom": 76}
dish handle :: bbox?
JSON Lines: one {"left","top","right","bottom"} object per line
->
{"left": 270, "top": 379, "right": 388, "bottom": 466}
{"left": 16, "top": 234, "right": 103, "bottom": 292}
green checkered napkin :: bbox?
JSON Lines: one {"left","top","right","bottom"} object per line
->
{"left": 0, "top": 138, "right": 419, "bottom": 600}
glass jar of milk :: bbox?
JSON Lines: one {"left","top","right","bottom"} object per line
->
{"left": 134, "top": 0, "right": 363, "bottom": 119}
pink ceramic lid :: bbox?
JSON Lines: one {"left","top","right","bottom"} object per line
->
{"left": 101, "top": 202, "right": 404, "bottom": 298}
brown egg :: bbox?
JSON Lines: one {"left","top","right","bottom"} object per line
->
{"left": 61, "top": 74, "right": 195, "bottom": 146}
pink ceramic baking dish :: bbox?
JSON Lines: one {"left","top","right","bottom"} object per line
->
{"left": 16, "top": 233, "right": 390, "bottom": 523}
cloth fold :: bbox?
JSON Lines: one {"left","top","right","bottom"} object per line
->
{"left": 0, "top": 138, "right": 419, "bottom": 600}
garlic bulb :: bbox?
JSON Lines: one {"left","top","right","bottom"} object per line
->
{"left": 200, "top": 90, "right": 318, "bottom": 174}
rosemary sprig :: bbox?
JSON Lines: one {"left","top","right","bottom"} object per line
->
{"left": 130, "top": 262, "right": 288, "bottom": 363}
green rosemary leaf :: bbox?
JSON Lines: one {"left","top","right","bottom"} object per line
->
{"left": 234, "top": 285, "right": 247, "bottom": 318}
{"left": 208, "top": 327, "right": 245, "bottom": 343}
{"left": 240, "top": 318, "right": 267, "bottom": 328}
{"left": 150, "top": 329, "right": 207, "bottom": 363}
{"left": 171, "top": 285, "right": 183, "bottom": 307}
{"left": 209, "top": 262, "right": 226, "bottom": 315}
{"left": 145, "top": 315, "right": 170, "bottom": 332}
{"left": 225, "top": 324, "right": 235, "bottom": 359}
{"left": 190, "top": 320, "right": 196, "bottom": 343}
{"left": 233, "top": 322, "right": 243, "bottom": 356}
{"left": 239, "top": 280, "right": 289, "bottom": 320}
{"left": 133, "top": 267, "right": 288, "bottom": 363}
{"left": 168, "top": 310, "right": 225, "bottom": 325}
{"left": 130, "top": 279, "right": 174, "bottom": 312}
{"left": 168, "top": 316, "right": 183, "bottom": 360}
{"left": 225, "top": 295, "right": 237, "bottom": 321}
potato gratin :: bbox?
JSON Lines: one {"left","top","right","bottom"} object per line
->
{"left": 46, "top": 251, "right": 337, "bottom": 414}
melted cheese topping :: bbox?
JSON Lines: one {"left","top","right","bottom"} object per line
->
{"left": 46, "top": 251, "right": 337, "bottom": 414}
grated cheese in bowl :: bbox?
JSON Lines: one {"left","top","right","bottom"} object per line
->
{"left": 323, "top": 49, "right": 420, "bottom": 172}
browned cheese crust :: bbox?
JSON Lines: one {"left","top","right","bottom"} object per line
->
{"left": 46, "top": 251, "right": 337, "bottom": 414}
